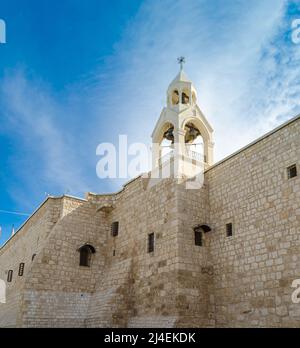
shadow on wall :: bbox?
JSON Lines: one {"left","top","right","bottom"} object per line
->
{"left": 0, "top": 279, "right": 6, "bottom": 303}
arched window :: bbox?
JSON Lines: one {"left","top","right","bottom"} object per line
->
{"left": 31, "top": 254, "right": 36, "bottom": 261}
{"left": 78, "top": 244, "right": 96, "bottom": 267}
{"left": 194, "top": 224, "right": 212, "bottom": 247}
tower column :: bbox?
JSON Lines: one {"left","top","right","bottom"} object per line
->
{"left": 173, "top": 129, "right": 186, "bottom": 179}
{"left": 205, "top": 141, "right": 214, "bottom": 166}
{"left": 173, "top": 128, "right": 186, "bottom": 156}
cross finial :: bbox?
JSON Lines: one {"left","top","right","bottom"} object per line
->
{"left": 177, "top": 56, "right": 185, "bottom": 71}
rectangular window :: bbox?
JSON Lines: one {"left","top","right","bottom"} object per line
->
{"left": 287, "top": 164, "right": 297, "bottom": 179}
{"left": 148, "top": 233, "right": 155, "bottom": 253}
{"left": 18, "top": 263, "right": 25, "bottom": 276}
{"left": 226, "top": 223, "right": 233, "bottom": 237}
{"left": 194, "top": 231, "right": 203, "bottom": 246}
{"left": 7, "top": 270, "right": 13, "bottom": 282}
{"left": 111, "top": 221, "right": 119, "bottom": 237}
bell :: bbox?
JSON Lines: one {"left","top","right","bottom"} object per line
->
{"left": 163, "top": 127, "right": 174, "bottom": 142}
{"left": 189, "top": 127, "right": 200, "bottom": 139}
{"left": 185, "top": 124, "right": 199, "bottom": 143}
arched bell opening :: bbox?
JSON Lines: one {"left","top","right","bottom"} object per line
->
{"left": 181, "top": 88, "right": 190, "bottom": 104}
{"left": 182, "top": 117, "right": 213, "bottom": 165}
{"left": 160, "top": 122, "right": 174, "bottom": 162}
{"left": 171, "top": 89, "right": 179, "bottom": 105}
{"left": 184, "top": 122, "right": 203, "bottom": 162}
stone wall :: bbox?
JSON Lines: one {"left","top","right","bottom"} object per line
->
{"left": 21, "top": 196, "right": 108, "bottom": 327}
{"left": 0, "top": 197, "right": 62, "bottom": 327}
{"left": 206, "top": 116, "right": 300, "bottom": 327}
{"left": 174, "top": 180, "right": 215, "bottom": 327}
{"left": 86, "top": 177, "right": 181, "bottom": 327}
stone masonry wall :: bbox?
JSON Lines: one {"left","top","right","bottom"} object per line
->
{"left": 0, "top": 197, "right": 62, "bottom": 327}
{"left": 206, "top": 117, "right": 300, "bottom": 327}
{"left": 174, "top": 180, "right": 215, "bottom": 327}
{"left": 86, "top": 177, "right": 180, "bottom": 328}
{"left": 21, "top": 196, "right": 108, "bottom": 327}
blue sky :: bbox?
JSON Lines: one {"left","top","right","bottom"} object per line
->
{"left": 0, "top": 0, "right": 299, "bottom": 245}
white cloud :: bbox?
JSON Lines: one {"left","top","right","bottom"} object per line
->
{"left": 0, "top": 70, "right": 89, "bottom": 205}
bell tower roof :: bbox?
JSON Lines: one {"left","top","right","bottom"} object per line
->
{"left": 166, "top": 58, "right": 198, "bottom": 110}
{"left": 169, "top": 69, "right": 191, "bottom": 85}
{"left": 169, "top": 56, "right": 191, "bottom": 86}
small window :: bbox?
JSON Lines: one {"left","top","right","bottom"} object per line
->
{"left": 7, "top": 270, "right": 13, "bottom": 282}
{"left": 18, "top": 263, "right": 25, "bottom": 276}
{"left": 32, "top": 254, "right": 36, "bottom": 261}
{"left": 111, "top": 221, "right": 119, "bottom": 237}
{"left": 194, "top": 230, "right": 203, "bottom": 246}
{"left": 287, "top": 164, "right": 297, "bottom": 179}
{"left": 148, "top": 233, "right": 155, "bottom": 253}
{"left": 226, "top": 223, "right": 233, "bottom": 237}
{"left": 78, "top": 244, "right": 96, "bottom": 267}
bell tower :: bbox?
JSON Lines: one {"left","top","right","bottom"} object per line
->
{"left": 151, "top": 58, "right": 214, "bottom": 180}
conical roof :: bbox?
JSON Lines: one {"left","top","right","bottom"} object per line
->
{"left": 169, "top": 69, "right": 191, "bottom": 86}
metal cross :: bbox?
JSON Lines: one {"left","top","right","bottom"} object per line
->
{"left": 177, "top": 56, "right": 185, "bottom": 70}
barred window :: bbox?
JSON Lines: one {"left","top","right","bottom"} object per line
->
{"left": 226, "top": 223, "right": 233, "bottom": 237}
{"left": 18, "top": 263, "right": 25, "bottom": 276}
{"left": 111, "top": 221, "right": 119, "bottom": 237}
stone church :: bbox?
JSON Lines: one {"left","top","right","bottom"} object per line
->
{"left": 0, "top": 67, "right": 299, "bottom": 328}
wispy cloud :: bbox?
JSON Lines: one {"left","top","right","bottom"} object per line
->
{"left": 0, "top": 70, "right": 91, "bottom": 207}
{"left": 88, "top": 0, "right": 299, "bottom": 160}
